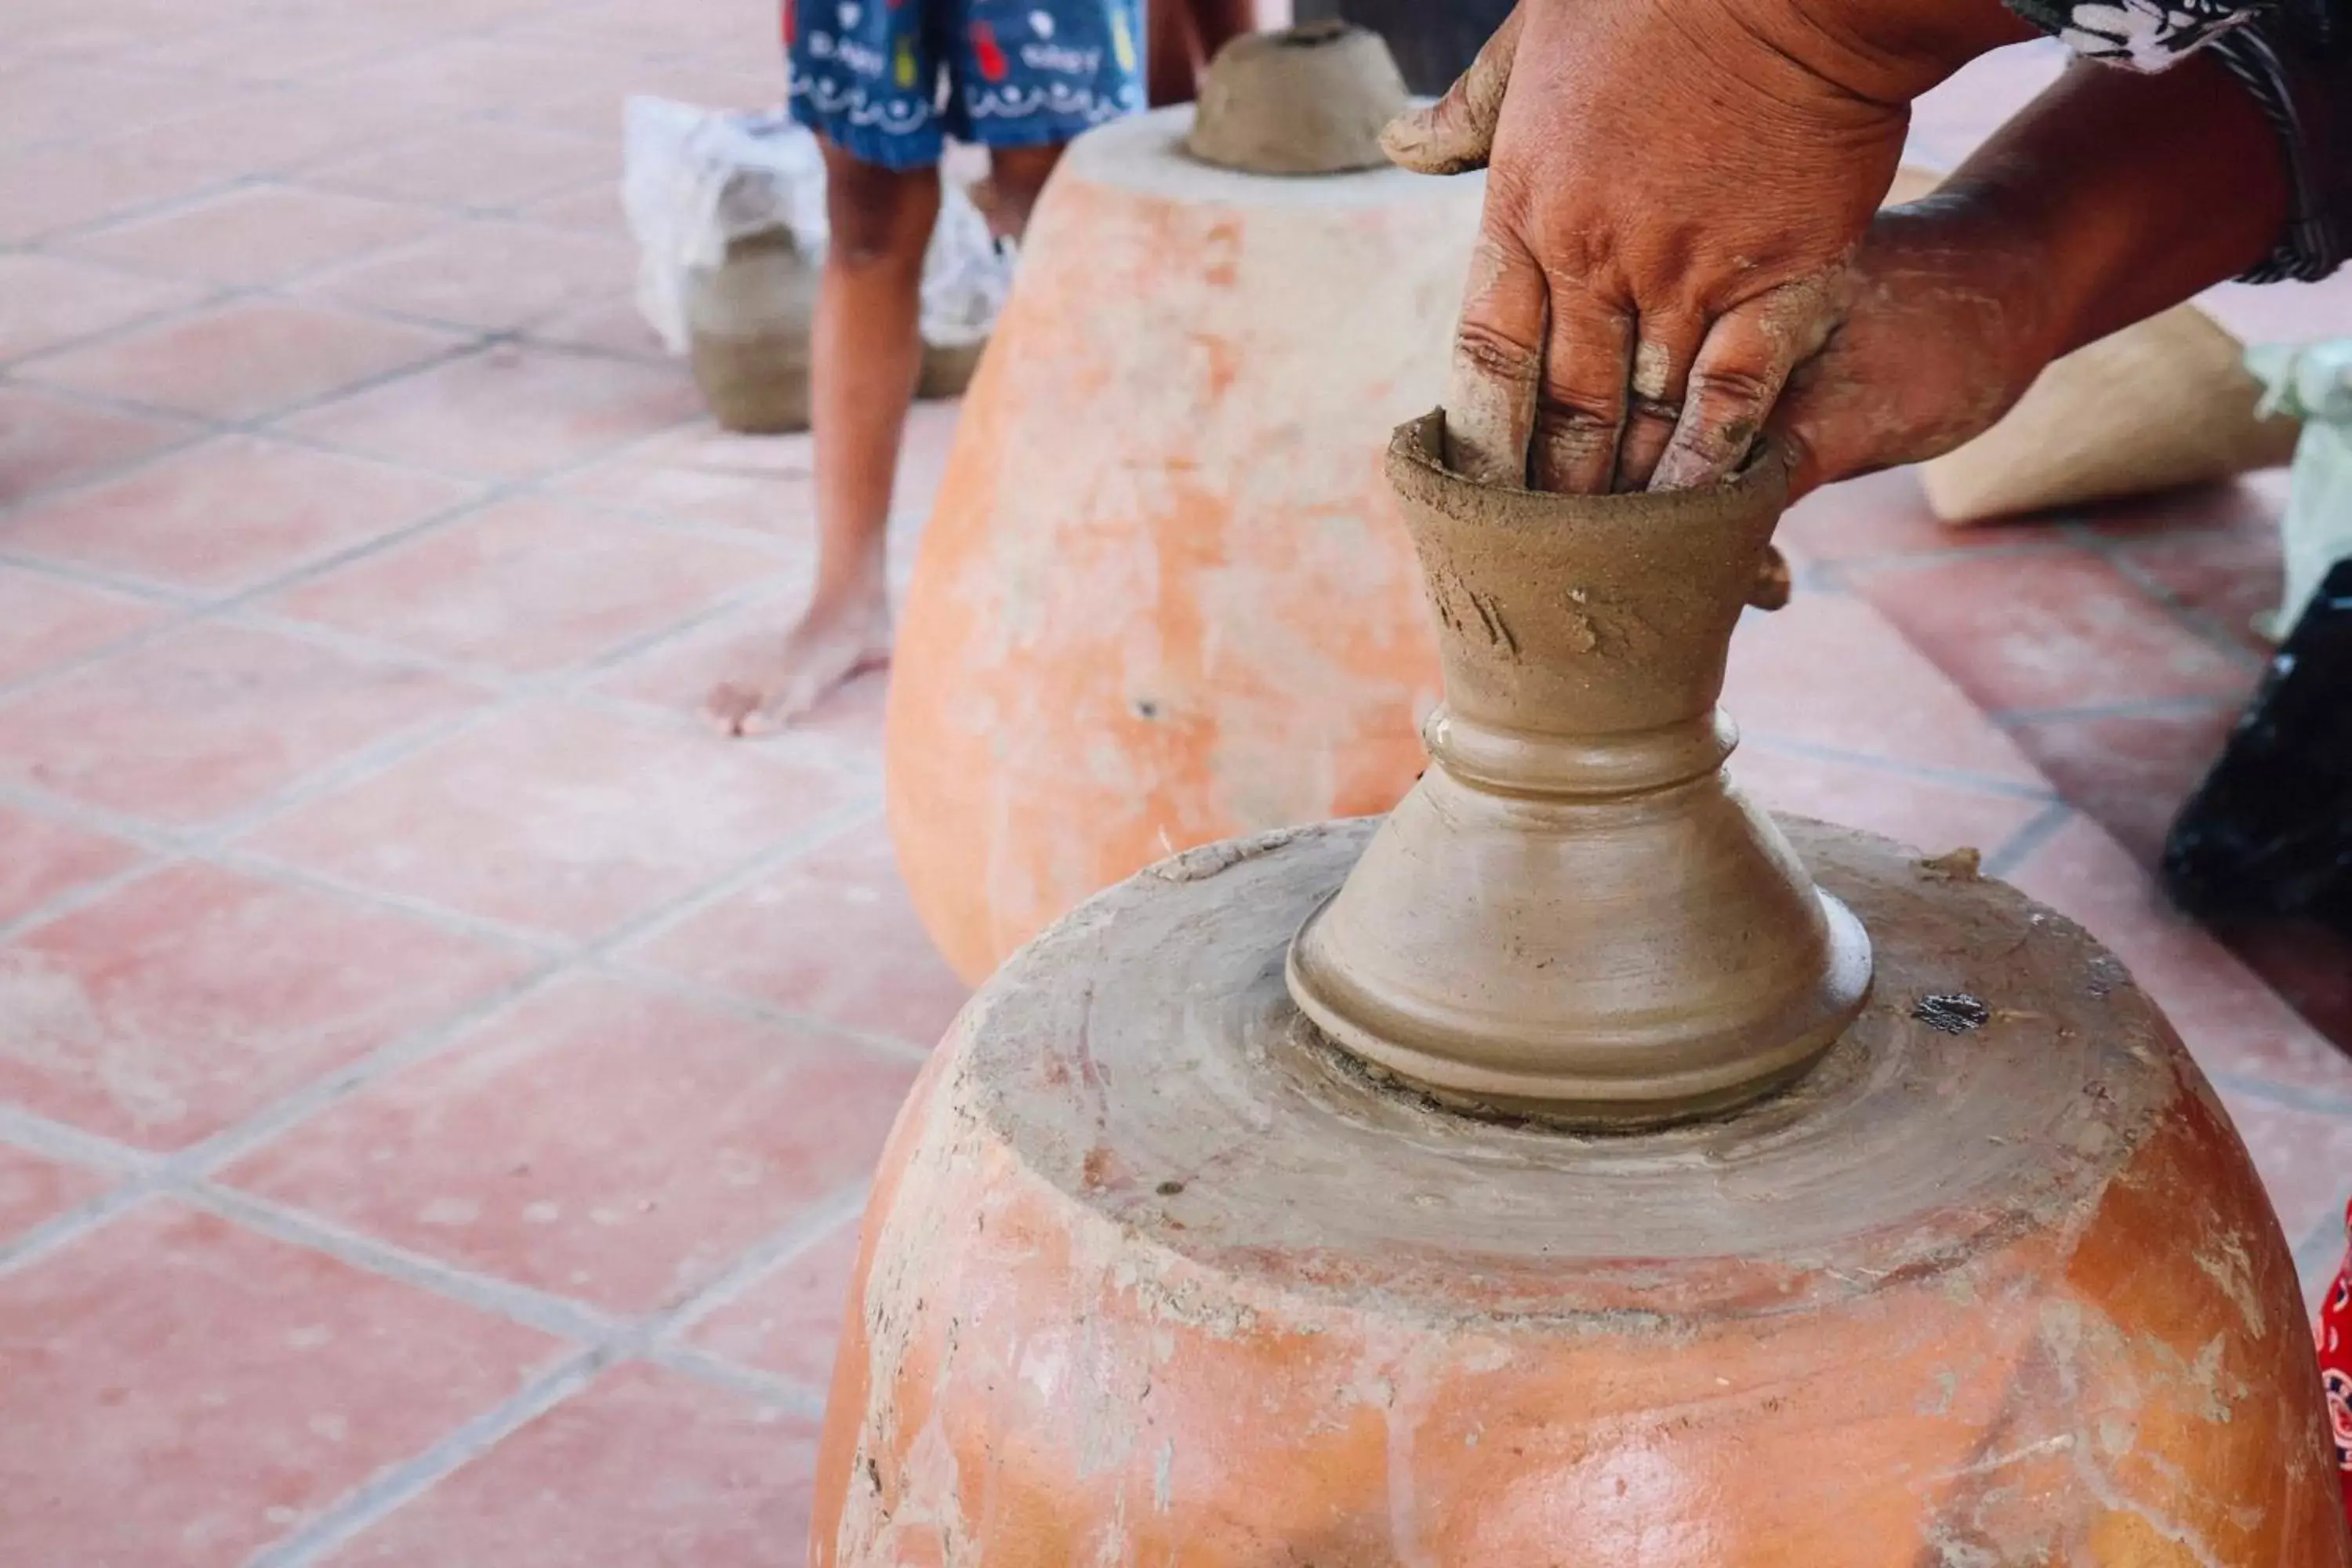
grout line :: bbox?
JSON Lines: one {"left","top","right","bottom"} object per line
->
{"left": 0, "top": 1184, "right": 166, "bottom": 1273}
{"left": 640, "top": 1343, "right": 828, "bottom": 1417}
{"left": 1979, "top": 800, "right": 2078, "bottom": 881}
{"left": 0, "top": 1102, "right": 162, "bottom": 1176}
{"left": 2210, "top": 1071, "right": 2352, "bottom": 1121}
{"left": 243, "top": 1346, "right": 611, "bottom": 1568}
{"left": 597, "top": 958, "right": 934, "bottom": 1069}
{"left": 187, "top": 1182, "right": 627, "bottom": 1341}
{"left": 1734, "top": 733, "right": 2057, "bottom": 802}
{"left": 1987, "top": 693, "right": 2248, "bottom": 728}
{"left": 650, "top": 1185, "right": 869, "bottom": 1340}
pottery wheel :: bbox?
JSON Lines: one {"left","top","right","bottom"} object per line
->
{"left": 961, "top": 817, "right": 2169, "bottom": 1316}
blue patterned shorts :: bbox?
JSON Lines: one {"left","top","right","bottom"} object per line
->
{"left": 786, "top": 0, "right": 1147, "bottom": 170}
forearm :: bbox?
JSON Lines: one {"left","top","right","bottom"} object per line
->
{"left": 1939, "top": 50, "right": 2290, "bottom": 360}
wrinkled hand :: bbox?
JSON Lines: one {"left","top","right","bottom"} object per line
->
{"left": 1772, "top": 194, "right": 2060, "bottom": 502}
{"left": 1387, "top": 0, "right": 2006, "bottom": 495}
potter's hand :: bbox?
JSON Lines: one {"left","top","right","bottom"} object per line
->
{"left": 1766, "top": 201, "right": 2055, "bottom": 502}
{"left": 1386, "top": 0, "right": 2031, "bottom": 494}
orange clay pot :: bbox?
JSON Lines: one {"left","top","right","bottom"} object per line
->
{"left": 812, "top": 820, "right": 2349, "bottom": 1565}
{"left": 882, "top": 107, "right": 1479, "bottom": 982}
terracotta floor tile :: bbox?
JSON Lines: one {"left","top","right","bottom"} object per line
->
{"left": 1726, "top": 594, "right": 2046, "bottom": 786}
{"left": 630, "top": 823, "right": 966, "bottom": 1049}
{"left": 98, "top": 84, "right": 430, "bottom": 182}
{"left": 2203, "top": 274, "right": 2352, "bottom": 347}
{"left": 2002, "top": 814, "right": 2352, "bottom": 1094}
{"left": 0, "top": 142, "right": 230, "bottom": 245}
{"left": 223, "top": 975, "right": 916, "bottom": 1312}
{"left": 0, "top": 252, "right": 207, "bottom": 363}
{"left": 19, "top": 300, "right": 465, "bottom": 423}
{"left": 0, "top": 804, "right": 141, "bottom": 926}
{"left": 321, "top": 1363, "right": 818, "bottom": 1567}
{"left": 1850, "top": 544, "right": 2262, "bottom": 715}
{"left": 0, "top": 622, "right": 487, "bottom": 828}
{"left": 0, "top": 1143, "right": 114, "bottom": 1245}
{"left": 0, "top": 564, "right": 166, "bottom": 689}
{"left": 590, "top": 598, "right": 892, "bottom": 760}
{"left": 279, "top": 345, "right": 700, "bottom": 481}
{"left": 682, "top": 1216, "right": 858, "bottom": 1393}
{"left": 129, "top": 11, "right": 426, "bottom": 81}
{"left": 0, "top": 860, "right": 533, "bottom": 1149}
{"left": 0, "top": 384, "right": 197, "bottom": 503}
{"left": 61, "top": 185, "right": 443, "bottom": 288}
{"left": 0, "top": 1200, "right": 562, "bottom": 1568}
{"left": 524, "top": 291, "right": 670, "bottom": 363}
{"left": 243, "top": 702, "right": 872, "bottom": 939}
{"left": 2074, "top": 471, "right": 2285, "bottom": 547}
{"left": 2214, "top": 1092, "right": 2352, "bottom": 1258}
{"left": 2, "top": 434, "right": 481, "bottom": 594}
{"left": 315, "top": 38, "right": 648, "bottom": 124}
{"left": 2002, "top": 704, "right": 2239, "bottom": 866}
{"left": 303, "top": 220, "right": 634, "bottom": 334}
{"left": 1773, "top": 466, "right": 2026, "bottom": 566}
{"left": 1733, "top": 743, "right": 2052, "bottom": 864}
{"left": 552, "top": 424, "right": 818, "bottom": 535}
{"left": 2222, "top": 920, "right": 2352, "bottom": 1058}
{"left": 517, "top": 180, "right": 626, "bottom": 234}
{"left": 2103, "top": 519, "right": 2286, "bottom": 655}
{"left": 302, "top": 122, "right": 615, "bottom": 212}
{"left": 0, "top": 59, "right": 244, "bottom": 147}
{"left": 265, "top": 495, "right": 778, "bottom": 676}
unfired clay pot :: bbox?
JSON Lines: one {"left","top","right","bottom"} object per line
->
{"left": 814, "top": 413, "right": 2347, "bottom": 1563}
{"left": 883, "top": 100, "right": 1480, "bottom": 982}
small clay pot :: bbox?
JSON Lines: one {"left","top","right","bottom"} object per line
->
{"left": 1186, "top": 21, "right": 1410, "bottom": 176}
{"left": 915, "top": 337, "right": 987, "bottom": 401}
{"left": 684, "top": 227, "right": 818, "bottom": 435}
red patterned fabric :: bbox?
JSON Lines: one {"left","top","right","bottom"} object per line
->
{"left": 2318, "top": 1198, "right": 2352, "bottom": 1523}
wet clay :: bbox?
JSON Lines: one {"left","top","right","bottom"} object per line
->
{"left": 812, "top": 818, "right": 2345, "bottom": 1565}
{"left": 1286, "top": 411, "right": 1871, "bottom": 1122}
{"left": 1185, "top": 21, "right": 1410, "bottom": 176}
{"left": 684, "top": 228, "right": 818, "bottom": 434}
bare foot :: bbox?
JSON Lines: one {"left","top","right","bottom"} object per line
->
{"left": 705, "top": 579, "right": 892, "bottom": 736}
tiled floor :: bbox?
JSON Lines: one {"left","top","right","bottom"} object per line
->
{"left": 4, "top": 9, "right": 2352, "bottom": 1564}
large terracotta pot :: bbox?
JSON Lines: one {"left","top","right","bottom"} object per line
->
{"left": 811, "top": 820, "right": 2347, "bottom": 1565}
{"left": 823, "top": 407, "right": 2346, "bottom": 1562}
{"left": 883, "top": 105, "right": 1480, "bottom": 982}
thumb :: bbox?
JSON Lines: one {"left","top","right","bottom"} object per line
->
{"left": 1379, "top": 2, "right": 1523, "bottom": 176}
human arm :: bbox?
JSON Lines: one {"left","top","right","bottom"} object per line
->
{"left": 1773, "top": 41, "right": 2292, "bottom": 499}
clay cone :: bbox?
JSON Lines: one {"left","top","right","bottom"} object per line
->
{"left": 884, "top": 107, "right": 1479, "bottom": 982}
{"left": 1921, "top": 303, "right": 2301, "bottom": 522}
{"left": 1186, "top": 21, "right": 1409, "bottom": 176}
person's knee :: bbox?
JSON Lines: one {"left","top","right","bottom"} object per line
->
{"left": 975, "top": 146, "right": 1066, "bottom": 241}
{"left": 824, "top": 153, "right": 940, "bottom": 268}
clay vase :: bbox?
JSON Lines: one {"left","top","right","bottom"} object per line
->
{"left": 883, "top": 34, "right": 1479, "bottom": 982}
{"left": 813, "top": 415, "right": 2348, "bottom": 1565}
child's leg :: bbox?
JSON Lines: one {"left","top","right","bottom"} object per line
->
{"left": 706, "top": 147, "right": 941, "bottom": 736}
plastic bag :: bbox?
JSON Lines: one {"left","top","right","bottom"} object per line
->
{"left": 2247, "top": 340, "right": 2352, "bottom": 637}
{"left": 622, "top": 94, "right": 1015, "bottom": 358}
{"left": 623, "top": 96, "right": 828, "bottom": 355}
